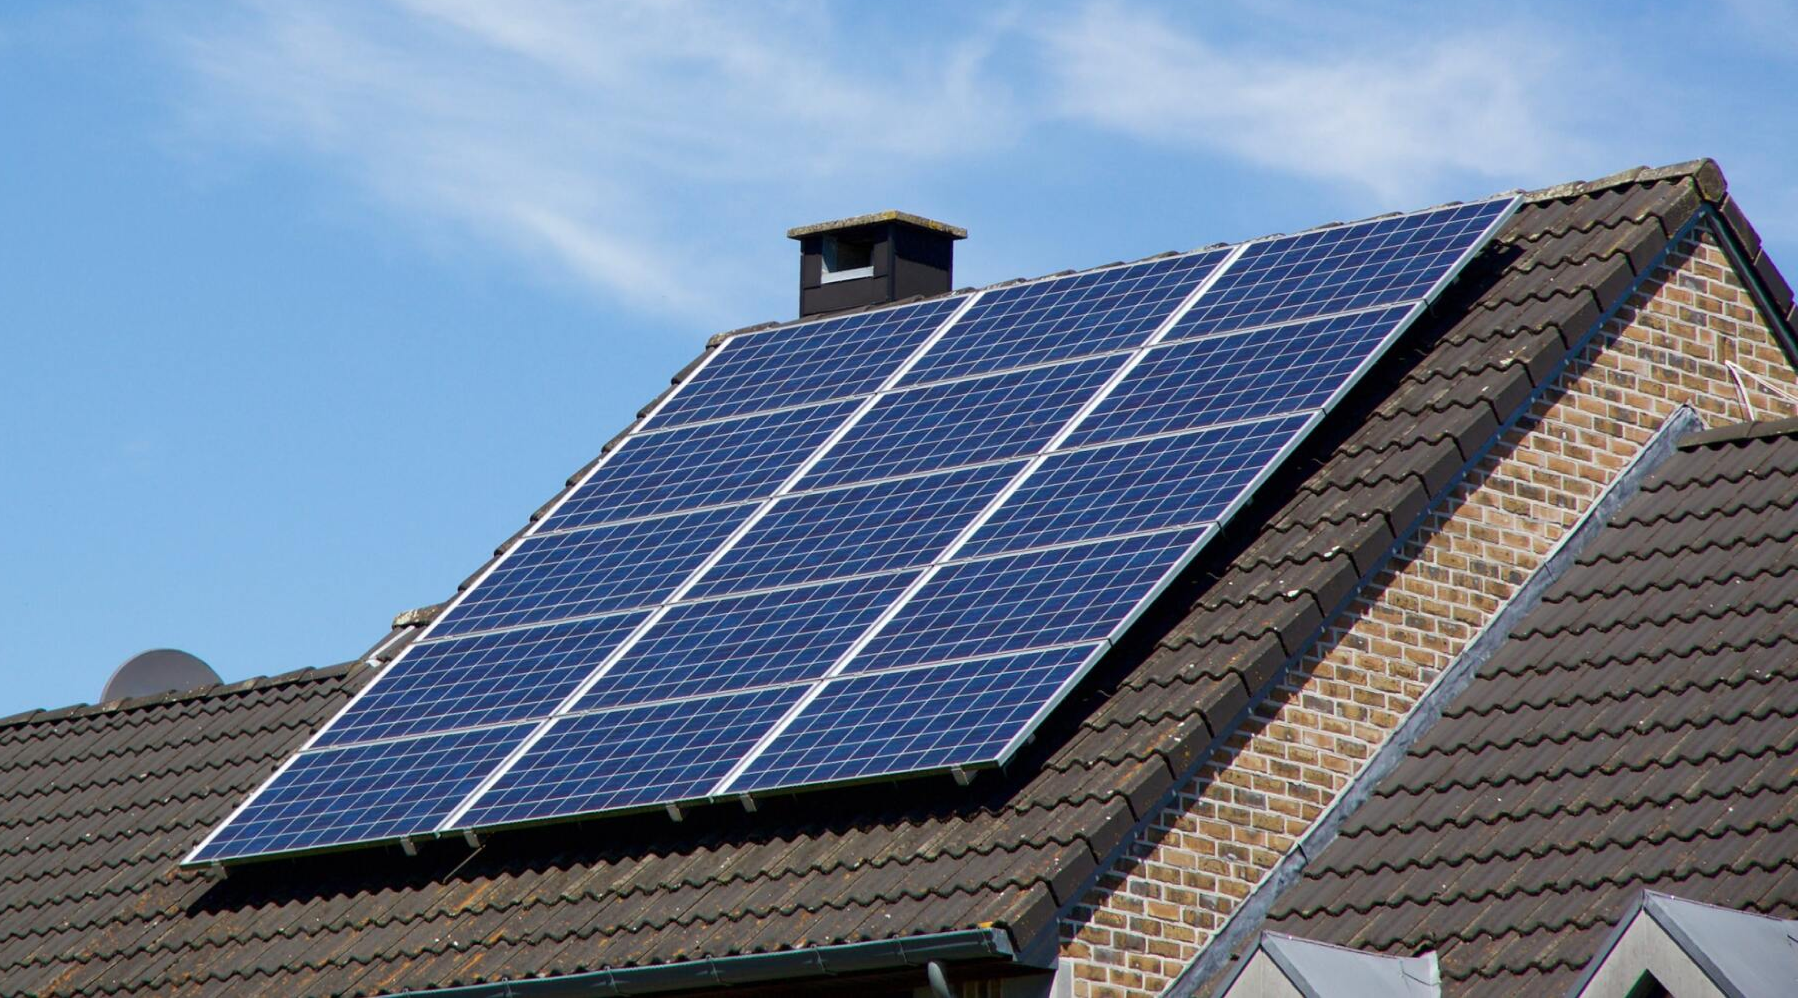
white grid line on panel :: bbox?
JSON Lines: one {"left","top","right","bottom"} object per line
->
{"left": 434, "top": 291, "right": 986, "bottom": 832}
{"left": 185, "top": 196, "right": 1520, "bottom": 865}
{"left": 711, "top": 241, "right": 1255, "bottom": 795}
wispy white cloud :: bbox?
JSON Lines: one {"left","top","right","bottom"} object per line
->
{"left": 1035, "top": 2, "right": 1597, "bottom": 203}
{"left": 153, "top": 1, "right": 1631, "bottom": 320}
{"left": 156, "top": 0, "right": 1018, "bottom": 321}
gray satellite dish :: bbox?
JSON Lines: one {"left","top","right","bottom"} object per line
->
{"left": 102, "top": 649, "right": 221, "bottom": 702}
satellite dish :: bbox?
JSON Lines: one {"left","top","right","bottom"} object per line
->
{"left": 102, "top": 649, "right": 221, "bottom": 702}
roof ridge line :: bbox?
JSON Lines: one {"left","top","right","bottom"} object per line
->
{"left": 1679, "top": 413, "right": 1798, "bottom": 448}
{"left": 711, "top": 194, "right": 1521, "bottom": 344}
{"left": 1525, "top": 159, "right": 1726, "bottom": 204}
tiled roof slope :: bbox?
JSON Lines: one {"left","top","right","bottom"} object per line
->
{"left": 0, "top": 667, "right": 361, "bottom": 995}
{"left": 1259, "top": 422, "right": 1798, "bottom": 996}
{"left": 3, "top": 161, "right": 1788, "bottom": 996}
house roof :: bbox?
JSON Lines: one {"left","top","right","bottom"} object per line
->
{"left": 1256, "top": 420, "right": 1798, "bottom": 996}
{"left": 4, "top": 160, "right": 1789, "bottom": 997}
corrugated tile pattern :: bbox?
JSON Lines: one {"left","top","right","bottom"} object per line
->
{"left": 1261, "top": 428, "right": 1798, "bottom": 996}
{"left": 1, "top": 161, "right": 1781, "bottom": 996}
{"left": 0, "top": 667, "right": 360, "bottom": 996}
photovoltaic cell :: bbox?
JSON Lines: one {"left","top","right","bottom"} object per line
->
{"left": 542, "top": 399, "right": 857, "bottom": 531}
{"left": 190, "top": 723, "right": 532, "bottom": 863}
{"left": 642, "top": 297, "right": 963, "bottom": 430}
{"left": 314, "top": 613, "right": 648, "bottom": 748}
{"left": 850, "top": 528, "right": 1209, "bottom": 673}
{"left": 799, "top": 354, "right": 1122, "bottom": 490}
{"left": 430, "top": 504, "right": 752, "bottom": 638}
{"left": 688, "top": 461, "right": 1021, "bottom": 599}
{"left": 1066, "top": 306, "right": 1411, "bottom": 447}
{"left": 899, "top": 250, "right": 1229, "bottom": 386}
{"left": 961, "top": 414, "right": 1312, "bottom": 558}
{"left": 730, "top": 645, "right": 1100, "bottom": 792}
{"left": 573, "top": 571, "right": 918, "bottom": 711}
{"left": 459, "top": 686, "right": 805, "bottom": 827}
{"left": 1173, "top": 200, "right": 1511, "bottom": 339}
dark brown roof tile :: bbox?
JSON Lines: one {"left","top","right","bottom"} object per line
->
{"left": 1262, "top": 427, "right": 1798, "bottom": 994}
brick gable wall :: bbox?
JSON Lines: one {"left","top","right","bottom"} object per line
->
{"left": 1056, "top": 221, "right": 1798, "bottom": 997}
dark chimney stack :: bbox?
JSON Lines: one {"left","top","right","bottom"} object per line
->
{"left": 788, "top": 211, "right": 966, "bottom": 318}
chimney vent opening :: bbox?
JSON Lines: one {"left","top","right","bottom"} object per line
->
{"left": 820, "top": 234, "right": 876, "bottom": 283}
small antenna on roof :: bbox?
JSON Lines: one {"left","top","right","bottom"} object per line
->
{"left": 102, "top": 649, "right": 221, "bottom": 702}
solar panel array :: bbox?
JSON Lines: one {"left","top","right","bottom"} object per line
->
{"left": 189, "top": 197, "right": 1518, "bottom": 864}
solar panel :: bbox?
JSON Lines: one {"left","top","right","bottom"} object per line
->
{"left": 848, "top": 527, "right": 1210, "bottom": 673}
{"left": 542, "top": 399, "right": 858, "bottom": 531}
{"left": 798, "top": 353, "right": 1123, "bottom": 491}
{"left": 459, "top": 686, "right": 807, "bottom": 827}
{"left": 571, "top": 571, "right": 917, "bottom": 711}
{"left": 189, "top": 195, "right": 1518, "bottom": 865}
{"left": 191, "top": 723, "right": 533, "bottom": 862}
{"left": 1068, "top": 306, "right": 1411, "bottom": 446}
{"left": 430, "top": 504, "right": 752, "bottom": 637}
{"left": 726, "top": 644, "right": 1101, "bottom": 792}
{"left": 688, "top": 461, "right": 1021, "bottom": 599}
{"left": 312, "top": 612, "right": 647, "bottom": 748}
{"left": 959, "top": 414, "right": 1313, "bottom": 558}
{"left": 1174, "top": 199, "right": 1512, "bottom": 339}
{"left": 899, "top": 250, "right": 1230, "bottom": 386}
{"left": 643, "top": 297, "right": 965, "bottom": 430}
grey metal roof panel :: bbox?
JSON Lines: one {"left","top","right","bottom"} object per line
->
{"left": 1253, "top": 932, "right": 1440, "bottom": 998}
{"left": 1569, "top": 891, "right": 1798, "bottom": 998}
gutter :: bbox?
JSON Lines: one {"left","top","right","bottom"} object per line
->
{"left": 382, "top": 927, "right": 1016, "bottom": 998}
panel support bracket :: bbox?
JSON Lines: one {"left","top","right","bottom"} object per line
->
{"left": 399, "top": 836, "right": 418, "bottom": 857}
{"left": 665, "top": 803, "right": 685, "bottom": 822}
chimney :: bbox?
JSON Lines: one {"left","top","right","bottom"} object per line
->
{"left": 788, "top": 211, "right": 967, "bottom": 318}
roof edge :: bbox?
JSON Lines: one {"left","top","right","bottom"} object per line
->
{"left": 1678, "top": 414, "right": 1798, "bottom": 449}
{"left": 0, "top": 660, "right": 364, "bottom": 730}
{"left": 1526, "top": 158, "right": 1726, "bottom": 204}
{"left": 384, "top": 926, "right": 1018, "bottom": 998}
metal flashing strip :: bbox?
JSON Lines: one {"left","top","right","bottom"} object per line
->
{"left": 1162, "top": 402, "right": 1704, "bottom": 998}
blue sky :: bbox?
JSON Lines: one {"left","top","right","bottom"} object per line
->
{"left": 4, "top": 0, "right": 1796, "bottom": 717}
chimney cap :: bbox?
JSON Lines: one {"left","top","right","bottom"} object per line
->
{"left": 787, "top": 210, "right": 967, "bottom": 241}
